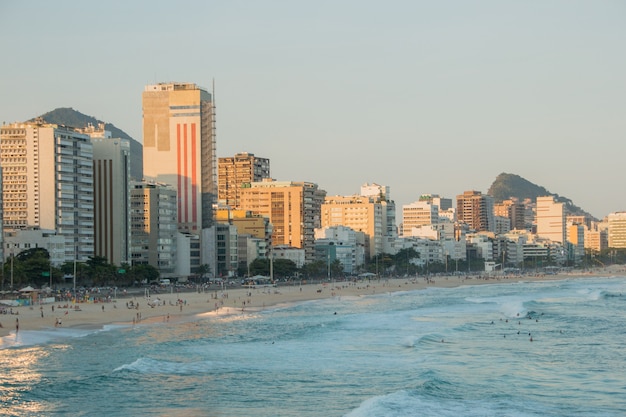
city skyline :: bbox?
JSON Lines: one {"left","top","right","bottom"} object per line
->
{"left": 1, "top": 1, "right": 625, "bottom": 219}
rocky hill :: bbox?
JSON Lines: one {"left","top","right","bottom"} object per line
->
{"left": 30, "top": 107, "right": 143, "bottom": 180}
{"left": 487, "top": 172, "right": 595, "bottom": 220}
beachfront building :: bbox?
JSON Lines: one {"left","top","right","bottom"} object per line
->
{"left": 456, "top": 190, "right": 495, "bottom": 233}
{"left": 1, "top": 122, "right": 94, "bottom": 262}
{"left": 566, "top": 221, "right": 585, "bottom": 262}
{"left": 239, "top": 179, "right": 325, "bottom": 263}
{"left": 584, "top": 221, "right": 608, "bottom": 253}
{"left": 536, "top": 196, "right": 566, "bottom": 244}
{"left": 321, "top": 184, "right": 396, "bottom": 259}
{"left": 142, "top": 82, "right": 217, "bottom": 235}
{"left": 0, "top": 169, "right": 3, "bottom": 263}
{"left": 607, "top": 212, "right": 626, "bottom": 248}
{"left": 3, "top": 228, "right": 65, "bottom": 267}
{"left": 315, "top": 226, "right": 364, "bottom": 274}
{"left": 203, "top": 223, "right": 238, "bottom": 278}
{"left": 89, "top": 133, "right": 132, "bottom": 266}
{"left": 218, "top": 152, "right": 270, "bottom": 208}
{"left": 130, "top": 181, "right": 177, "bottom": 275}
{"left": 271, "top": 245, "right": 305, "bottom": 268}
{"left": 401, "top": 199, "right": 439, "bottom": 236}
{"left": 360, "top": 183, "right": 397, "bottom": 250}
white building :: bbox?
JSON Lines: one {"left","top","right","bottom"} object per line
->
{"left": 607, "top": 212, "right": 626, "bottom": 248}
{"left": 272, "top": 245, "right": 305, "bottom": 268}
{"left": 1, "top": 122, "right": 94, "bottom": 262}
{"left": 536, "top": 196, "right": 565, "bottom": 244}
{"left": 3, "top": 228, "right": 65, "bottom": 266}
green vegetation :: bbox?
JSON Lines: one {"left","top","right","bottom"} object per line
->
{"left": 1, "top": 252, "right": 159, "bottom": 289}
{"left": 487, "top": 172, "right": 594, "bottom": 220}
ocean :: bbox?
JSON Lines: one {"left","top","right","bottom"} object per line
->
{"left": 1, "top": 276, "right": 625, "bottom": 417}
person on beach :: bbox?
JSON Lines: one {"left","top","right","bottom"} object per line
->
{"left": 15, "top": 318, "right": 19, "bottom": 333}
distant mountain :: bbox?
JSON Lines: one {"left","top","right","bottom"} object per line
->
{"left": 30, "top": 107, "right": 143, "bottom": 180}
{"left": 33, "top": 107, "right": 134, "bottom": 141}
{"left": 487, "top": 172, "right": 595, "bottom": 220}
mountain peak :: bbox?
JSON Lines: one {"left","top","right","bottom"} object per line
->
{"left": 487, "top": 172, "right": 595, "bottom": 220}
{"left": 31, "top": 107, "right": 134, "bottom": 141}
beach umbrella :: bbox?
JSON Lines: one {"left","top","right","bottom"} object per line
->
{"left": 19, "top": 286, "right": 35, "bottom": 292}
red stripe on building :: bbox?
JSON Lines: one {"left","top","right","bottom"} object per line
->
{"left": 183, "top": 123, "right": 189, "bottom": 223}
{"left": 191, "top": 123, "right": 197, "bottom": 225}
{"left": 177, "top": 124, "right": 182, "bottom": 224}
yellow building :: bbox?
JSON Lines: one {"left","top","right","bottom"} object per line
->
{"left": 239, "top": 179, "right": 325, "bottom": 262}
{"left": 218, "top": 152, "right": 270, "bottom": 208}
{"left": 321, "top": 195, "right": 389, "bottom": 258}
{"left": 215, "top": 208, "right": 272, "bottom": 241}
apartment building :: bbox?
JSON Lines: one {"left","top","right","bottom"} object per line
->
{"left": 218, "top": 152, "right": 270, "bottom": 208}
{"left": 1, "top": 122, "right": 94, "bottom": 262}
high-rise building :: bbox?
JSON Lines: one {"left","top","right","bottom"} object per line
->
{"left": 142, "top": 82, "right": 216, "bottom": 234}
{"left": 239, "top": 179, "right": 326, "bottom": 262}
{"left": 88, "top": 132, "right": 131, "bottom": 266}
{"left": 402, "top": 200, "right": 439, "bottom": 236}
{"left": 321, "top": 188, "right": 395, "bottom": 258}
{"left": 456, "top": 190, "right": 494, "bottom": 232}
{"left": 607, "top": 212, "right": 626, "bottom": 248}
{"left": 218, "top": 152, "right": 270, "bottom": 208}
{"left": 536, "top": 196, "right": 565, "bottom": 244}
{"left": 1, "top": 122, "right": 94, "bottom": 262}
{"left": 494, "top": 198, "right": 526, "bottom": 231}
{"left": 130, "top": 181, "right": 177, "bottom": 273}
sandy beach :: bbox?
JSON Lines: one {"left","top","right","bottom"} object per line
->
{"left": 1, "top": 265, "right": 624, "bottom": 341}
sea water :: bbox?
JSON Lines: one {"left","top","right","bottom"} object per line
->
{"left": 1, "top": 276, "right": 625, "bottom": 417}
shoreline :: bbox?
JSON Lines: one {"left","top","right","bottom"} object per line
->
{"left": 1, "top": 265, "right": 625, "bottom": 346}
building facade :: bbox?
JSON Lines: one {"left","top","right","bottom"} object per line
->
{"left": 218, "top": 152, "right": 270, "bottom": 208}
{"left": 607, "top": 212, "right": 626, "bottom": 249}
{"left": 536, "top": 196, "right": 565, "bottom": 244}
{"left": 239, "top": 179, "right": 326, "bottom": 263}
{"left": 1, "top": 122, "right": 94, "bottom": 262}
{"left": 142, "top": 82, "right": 216, "bottom": 234}
{"left": 456, "top": 190, "right": 494, "bottom": 233}
{"left": 130, "top": 181, "right": 177, "bottom": 274}
{"left": 402, "top": 200, "right": 439, "bottom": 236}
{"left": 90, "top": 136, "right": 131, "bottom": 266}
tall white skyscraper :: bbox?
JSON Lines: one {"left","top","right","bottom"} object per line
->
{"left": 0, "top": 122, "right": 94, "bottom": 261}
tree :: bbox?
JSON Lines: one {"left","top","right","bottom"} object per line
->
{"left": 330, "top": 259, "right": 344, "bottom": 278}
{"left": 300, "top": 260, "right": 326, "bottom": 279}
{"left": 195, "top": 264, "right": 211, "bottom": 282}
{"left": 248, "top": 258, "right": 270, "bottom": 276}
{"left": 130, "top": 264, "right": 160, "bottom": 284}
{"left": 272, "top": 259, "right": 298, "bottom": 279}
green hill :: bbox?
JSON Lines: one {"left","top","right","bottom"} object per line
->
{"left": 33, "top": 107, "right": 133, "bottom": 140}
{"left": 487, "top": 172, "right": 595, "bottom": 220}
{"left": 30, "top": 107, "right": 143, "bottom": 181}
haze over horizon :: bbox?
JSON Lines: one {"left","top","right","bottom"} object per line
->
{"left": 1, "top": 1, "right": 624, "bottom": 219}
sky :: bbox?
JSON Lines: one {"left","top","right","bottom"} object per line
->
{"left": 1, "top": 0, "right": 625, "bottom": 219}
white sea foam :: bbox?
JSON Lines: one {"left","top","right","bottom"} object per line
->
{"left": 343, "top": 389, "right": 543, "bottom": 417}
{"left": 114, "top": 357, "right": 223, "bottom": 375}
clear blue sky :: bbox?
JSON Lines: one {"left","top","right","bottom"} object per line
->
{"left": 1, "top": 0, "right": 625, "bottom": 219}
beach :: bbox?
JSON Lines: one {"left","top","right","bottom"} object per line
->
{"left": 1, "top": 266, "right": 624, "bottom": 340}
{"left": 2, "top": 269, "right": 626, "bottom": 416}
